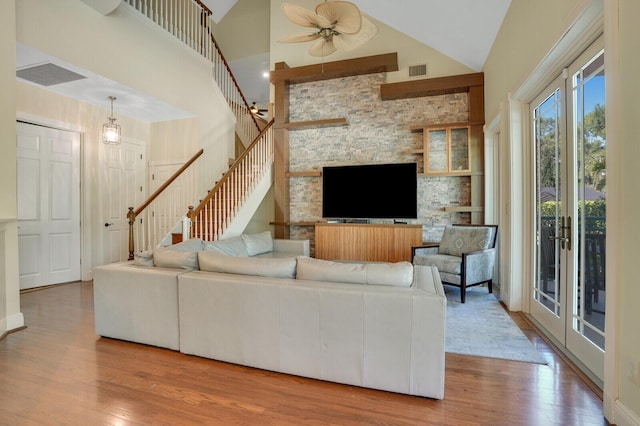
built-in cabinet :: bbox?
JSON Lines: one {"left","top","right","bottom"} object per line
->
{"left": 410, "top": 124, "right": 472, "bottom": 176}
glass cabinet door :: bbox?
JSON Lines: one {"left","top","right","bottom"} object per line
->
{"left": 426, "top": 129, "right": 447, "bottom": 173}
{"left": 449, "top": 127, "right": 470, "bottom": 172}
{"left": 424, "top": 126, "right": 470, "bottom": 175}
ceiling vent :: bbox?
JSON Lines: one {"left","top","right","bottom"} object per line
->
{"left": 16, "top": 63, "right": 86, "bottom": 86}
{"left": 409, "top": 64, "right": 427, "bottom": 78}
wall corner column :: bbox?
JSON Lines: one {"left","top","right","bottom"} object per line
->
{"left": 272, "top": 62, "right": 290, "bottom": 238}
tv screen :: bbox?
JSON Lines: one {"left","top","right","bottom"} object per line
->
{"left": 322, "top": 162, "right": 417, "bottom": 219}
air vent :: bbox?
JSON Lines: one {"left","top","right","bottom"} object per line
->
{"left": 16, "top": 63, "right": 86, "bottom": 86}
{"left": 409, "top": 64, "right": 427, "bottom": 77}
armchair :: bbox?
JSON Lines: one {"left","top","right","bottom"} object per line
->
{"left": 413, "top": 225, "right": 498, "bottom": 303}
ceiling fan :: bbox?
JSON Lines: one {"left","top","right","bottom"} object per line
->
{"left": 278, "top": 1, "right": 378, "bottom": 57}
{"left": 250, "top": 102, "right": 268, "bottom": 116}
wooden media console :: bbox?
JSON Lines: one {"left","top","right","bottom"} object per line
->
{"left": 315, "top": 223, "right": 423, "bottom": 263}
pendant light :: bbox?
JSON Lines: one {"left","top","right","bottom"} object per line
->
{"left": 102, "top": 96, "right": 121, "bottom": 144}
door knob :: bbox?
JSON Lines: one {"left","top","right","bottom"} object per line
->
{"left": 104, "top": 222, "right": 114, "bottom": 227}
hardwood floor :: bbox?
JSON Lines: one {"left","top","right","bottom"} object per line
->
{"left": 0, "top": 281, "right": 608, "bottom": 425}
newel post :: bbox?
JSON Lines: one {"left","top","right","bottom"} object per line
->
{"left": 186, "top": 206, "right": 195, "bottom": 240}
{"left": 127, "top": 207, "right": 136, "bottom": 260}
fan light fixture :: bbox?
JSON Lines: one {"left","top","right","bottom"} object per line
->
{"left": 102, "top": 96, "right": 121, "bottom": 145}
{"left": 278, "top": 1, "right": 377, "bottom": 57}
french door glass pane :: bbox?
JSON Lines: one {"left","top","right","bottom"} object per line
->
{"left": 573, "top": 50, "right": 605, "bottom": 350}
{"left": 534, "top": 89, "right": 562, "bottom": 316}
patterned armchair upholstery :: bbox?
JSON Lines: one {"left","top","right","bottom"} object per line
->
{"left": 413, "top": 225, "right": 498, "bottom": 303}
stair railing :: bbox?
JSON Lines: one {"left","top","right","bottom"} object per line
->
{"left": 127, "top": 149, "right": 204, "bottom": 259}
{"left": 188, "top": 120, "right": 274, "bottom": 241}
{"left": 123, "top": 0, "right": 262, "bottom": 145}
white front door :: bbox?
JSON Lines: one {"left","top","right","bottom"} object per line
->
{"left": 17, "top": 122, "right": 81, "bottom": 289}
{"left": 102, "top": 140, "right": 146, "bottom": 263}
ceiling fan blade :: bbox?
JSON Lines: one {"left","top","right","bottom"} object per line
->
{"left": 308, "top": 37, "right": 337, "bottom": 57}
{"left": 316, "top": 1, "right": 361, "bottom": 34}
{"left": 282, "top": 3, "right": 331, "bottom": 29}
{"left": 333, "top": 15, "right": 378, "bottom": 51}
{"left": 277, "top": 31, "right": 322, "bottom": 43}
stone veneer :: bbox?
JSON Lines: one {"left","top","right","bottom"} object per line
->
{"left": 287, "top": 72, "right": 472, "bottom": 246}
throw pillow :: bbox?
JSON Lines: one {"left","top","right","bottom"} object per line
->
{"left": 241, "top": 231, "right": 274, "bottom": 256}
{"left": 198, "top": 251, "right": 296, "bottom": 279}
{"left": 203, "top": 236, "right": 249, "bottom": 257}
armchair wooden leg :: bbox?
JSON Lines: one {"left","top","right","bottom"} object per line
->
{"left": 488, "top": 279, "right": 493, "bottom": 294}
{"left": 460, "top": 284, "right": 466, "bottom": 303}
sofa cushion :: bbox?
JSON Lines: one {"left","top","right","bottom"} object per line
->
{"left": 438, "top": 226, "right": 492, "bottom": 257}
{"left": 253, "top": 251, "right": 301, "bottom": 259}
{"left": 198, "top": 251, "right": 296, "bottom": 279}
{"left": 203, "top": 236, "right": 249, "bottom": 257}
{"left": 133, "top": 250, "right": 154, "bottom": 267}
{"left": 413, "top": 254, "right": 461, "bottom": 275}
{"left": 365, "top": 262, "right": 414, "bottom": 287}
{"left": 296, "top": 257, "right": 367, "bottom": 284}
{"left": 241, "top": 231, "right": 274, "bottom": 256}
{"left": 167, "top": 237, "right": 204, "bottom": 252}
{"left": 153, "top": 248, "right": 199, "bottom": 269}
{"left": 296, "top": 257, "right": 413, "bottom": 287}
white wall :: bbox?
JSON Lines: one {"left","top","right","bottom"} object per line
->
{"left": 0, "top": 0, "right": 22, "bottom": 335}
{"left": 484, "top": 0, "right": 640, "bottom": 423}
{"left": 16, "top": 0, "right": 235, "bottom": 180}
{"left": 609, "top": 0, "right": 640, "bottom": 421}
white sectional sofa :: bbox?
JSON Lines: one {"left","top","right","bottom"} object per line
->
{"left": 93, "top": 232, "right": 447, "bottom": 399}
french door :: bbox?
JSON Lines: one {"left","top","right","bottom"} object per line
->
{"left": 531, "top": 40, "right": 605, "bottom": 380}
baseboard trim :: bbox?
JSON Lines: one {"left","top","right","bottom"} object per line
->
{"left": 611, "top": 397, "right": 640, "bottom": 426}
{"left": 0, "top": 325, "right": 28, "bottom": 342}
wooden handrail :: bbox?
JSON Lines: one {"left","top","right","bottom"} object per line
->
{"left": 189, "top": 120, "right": 274, "bottom": 219}
{"left": 128, "top": 148, "right": 203, "bottom": 259}
{"left": 188, "top": 120, "right": 274, "bottom": 242}
{"left": 193, "top": 0, "right": 212, "bottom": 15}
{"left": 134, "top": 149, "right": 203, "bottom": 216}
{"left": 207, "top": 29, "right": 261, "bottom": 135}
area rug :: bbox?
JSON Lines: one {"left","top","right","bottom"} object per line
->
{"left": 445, "top": 286, "right": 548, "bottom": 364}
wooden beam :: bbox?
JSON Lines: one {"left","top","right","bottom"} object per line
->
{"left": 380, "top": 72, "right": 484, "bottom": 100}
{"left": 270, "top": 53, "right": 398, "bottom": 84}
{"left": 275, "top": 118, "right": 347, "bottom": 130}
{"left": 285, "top": 171, "right": 322, "bottom": 177}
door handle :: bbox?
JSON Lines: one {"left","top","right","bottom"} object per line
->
{"left": 548, "top": 216, "right": 571, "bottom": 250}
{"left": 104, "top": 222, "right": 114, "bottom": 227}
{"left": 564, "top": 216, "right": 572, "bottom": 251}
{"left": 553, "top": 216, "right": 572, "bottom": 250}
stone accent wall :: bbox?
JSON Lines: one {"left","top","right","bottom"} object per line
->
{"left": 288, "top": 73, "right": 472, "bottom": 246}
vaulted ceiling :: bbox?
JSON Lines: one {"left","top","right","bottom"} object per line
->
{"left": 204, "top": 0, "right": 512, "bottom": 71}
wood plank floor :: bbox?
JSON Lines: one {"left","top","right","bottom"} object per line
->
{"left": 0, "top": 281, "right": 608, "bottom": 425}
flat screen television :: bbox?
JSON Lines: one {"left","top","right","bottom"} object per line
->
{"left": 322, "top": 162, "right": 418, "bottom": 220}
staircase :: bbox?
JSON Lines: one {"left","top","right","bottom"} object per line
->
{"left": 123, "top": 0, "right": 273, "bottom": 257}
